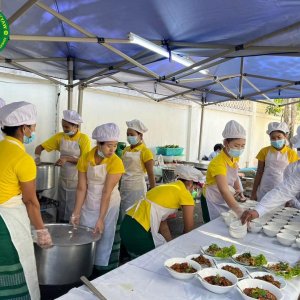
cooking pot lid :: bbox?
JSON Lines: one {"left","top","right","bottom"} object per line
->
{"left": 42, "top": 224, "right": 101, "bottom": 246}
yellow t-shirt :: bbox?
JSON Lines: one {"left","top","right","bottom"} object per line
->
{"left": 0, "top": 137, "right": 36, "bottom": 204}
{"left": 77, "top": 147, "right": 125, "bottom": 174}
{"left": 122, "top": 143, "right": 153, "bottom": 172}
{"left": 205, "top": 149, "right": 239, "bottom": 186}
{"left": 256, "top": 145, "right": 298, "bottom": 163}
{"left": 41, "top": 131, "right": 91, "bottom": 156}
{"left": 126, "top": 180, "right": 194, "bottom": 231}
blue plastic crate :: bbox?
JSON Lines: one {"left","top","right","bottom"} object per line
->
{"left": 156, "top": 147, "right": 184, "bottom": 156}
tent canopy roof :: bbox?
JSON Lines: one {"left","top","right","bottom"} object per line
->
{"left": 2, "top": 0, "right": 300, "bottom": 103}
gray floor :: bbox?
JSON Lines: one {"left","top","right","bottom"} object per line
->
{"left": 167, "top": 201, "right": 204, "bottom": 238}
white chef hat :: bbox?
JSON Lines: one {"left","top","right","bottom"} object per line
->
{"left": 0, "top": 101, "right": 37, "bottom": 126}
{"left": 92, "top": 123, "right": 120, "bottom": 142}
{"left": 0, "top": 98, "right": 6, "bottom": 108}
{"left": 126, "top": 119, "right": 148, "bottom": 133}
{"left": 266, "top": 122, "right": 289, "bottom": 135}
{"left": 222, "top": 120, "right": 246, "bottom": 139}
{"left": 63, "top": 110, "right": 83, "bottom": 125}
{"left": 290, "top": 125, "right": 300, "bottom": 148}
{"left": 175, "top": 165, "right": 204, "bottom": 183}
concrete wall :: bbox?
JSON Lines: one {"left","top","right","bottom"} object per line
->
{"left": 0, "top": 70, "right": 283, "bottom": 168}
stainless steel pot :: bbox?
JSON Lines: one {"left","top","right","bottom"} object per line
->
{"left": 36, "top": 163, "right": 55, "bottom": 192}
{"left": 34, "top": 224, "right": 101, "bottom": 285}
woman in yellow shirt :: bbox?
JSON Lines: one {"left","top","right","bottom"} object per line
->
{"left": 204, "top": 120, "right": 246, "bottom": 222}
{"left": 0, "top": 102, "right": 52, "bottom": 300}
{"left": 35, "top": 110, "right": 91, "bottom": 222}
{"left": 251, "top": 122, "right": 298, "bottom": 201}
{"left": 120, "top": 165, "right": 203, "bottom": 258}
{"left": 71, "top": 123, "right": 125, "bottom": 274}
{"left": 120, "top": 119, "right": 155, "bottom": 219}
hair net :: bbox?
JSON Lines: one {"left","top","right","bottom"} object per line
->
{"left": 0, "top": 101, "right": 37, "bottom": 126}
{"left": 175, "top": 165, "right": 204, "bottom": 183}
{"left": 92, "top": 123, "right": 120, "bottom": 142}
{"left": 63, "top": 110, "right": 83, "bottom": 125}
{"left": 290, "top": 125, "right": 300, "bottom": 148}
{"left": 126, "top": 119, "right": 148, "bottom": 133}
{"left": 266, "top": 122, "right": 289, "bottom": 135}
{"left": 0, "top": 98, "right": 6, "bottom": 109}
{"left": 222, "top": 120, "right": 246, "bottom": 139}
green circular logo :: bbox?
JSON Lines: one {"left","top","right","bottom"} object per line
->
{"left": 0, "top": 12, "right": 10, "bottom": 52}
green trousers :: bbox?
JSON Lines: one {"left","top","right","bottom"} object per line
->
{"left": 201, "top": 193, "right": 211, "bottom": 223}
{"left": 120, "top": 215, "right": 155, "bottom": 258}
{"left": 0, "top": 216, "right": 30, "bottom": 300}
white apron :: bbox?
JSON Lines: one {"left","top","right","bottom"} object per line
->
{"left": 257, "top": 149, "right": 289, "bottom": 201}
{"left": 206, "top": 164, "right": 238, "bottom": 220}
{"left": 120, "top": 151, "right": 147, "bottom": 219}
{"left": 130, "top": 198, "right": 177, "bottom": 248}
{"left": 57, "top": 137, "right": 81, "bottom": 221}
{"left": 80, "top": 163, "right": 121, "bottom": 266}
{"left": 0, "top": 196, "right": 40, "bottom": 300}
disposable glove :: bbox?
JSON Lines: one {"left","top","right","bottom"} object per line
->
{"left": 35, "top": 229, "right": 53, "bottom": 248}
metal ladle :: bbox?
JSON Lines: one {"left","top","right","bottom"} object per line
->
{"left": 80, "top": 276, "right": 107, "bottom": 300}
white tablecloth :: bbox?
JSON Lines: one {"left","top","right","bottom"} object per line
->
{"left": 57, "top": 217, "right": 300, "bottom": 300}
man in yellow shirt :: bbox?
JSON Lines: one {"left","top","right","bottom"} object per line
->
{"left": 71, "top": 123, "right": 125, "bottom": 275}
{"left": 0, "top": 101, "right": 52, "bottom": 300}
{"left": 120, "top": 165, "right": 203, "bottom": 258}
{"left": 120, "top": 119, "right": 155, "bottom": 219}
{"left": 251, "top": 122, "right": 298, "bottom": 201}
{"left": 35, "top": 110, "right": 91, "bottom": 222}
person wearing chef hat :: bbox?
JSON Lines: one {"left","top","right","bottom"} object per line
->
{"left": 120, "top": 165, "right": 204, "bottom": 257}
{"left": 251, "top": 122, "right": 298, "bottom": 202}
{"left": 35, "top": 110, "right": 91, "bottom": 222}
{"left": 71, "top": 123, "right": 125, "bottom": 274}
{"left": 0, "top": 98, "right": 6, "bottom": 141}
{"left": 120, "top": 119, "right": 155, "bottom": 220}
{"left": 203, "top": 120, "right": 246, "bottom": 222}
{"left": 0, "top": 101, "right": 52, "bottom": 300}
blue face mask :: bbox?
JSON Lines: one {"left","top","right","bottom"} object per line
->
{"left": 23, "top": 131, "right": 36, "bottom": 144}
{"left": 127, "top": 136, "right": 139, "bottom": 145}
{"left": 228, "top": 148, "right": 244, "bottom": 158}
{"left": 271, "top": 139, "right": 285, "bottom": 149}
{"left": 65, "top": 131, "right": 75, "bottom": 136}
{"left": 97, "top": 149, "right": 105, "bottom": 158}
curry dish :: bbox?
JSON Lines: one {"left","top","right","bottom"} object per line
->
{"left": 204, "top": 275, "right": 233, "bottom": 286}
{"left": 243, "top": 287, "right": 277, "bottom": 300}
{"left": 170, "top": 262, "right": 197, "bottom": 273}
{"left": 221, "top": 265, "right": 243, "bottom": 278}
{"left": 192, "top": 255, "right": 212, "bottom": 267}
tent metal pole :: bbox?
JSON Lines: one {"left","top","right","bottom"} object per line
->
{"left": 177, "top": 74, "right": 239, "bottom": 84}
{"left": 7, "top": 60, "right": 65, "bottom": 86}
{"left": 36, "top": 2, "right": 159, "bottom": 79}
{"left": 77, "top": 85, "right": 84, "bottom": 115}
{"left": 243, "top": 77, "right": 271, "bottom": 101}
{"left": 197, "top": 104, "right": 205, "bottom": 160}
{"left": 158, "top": 89, "right": 195, "bottom": 102}
{"left": 165, "top": 50, "right": 234, "bottom": 80}
{"left": 238, "top": 57, "right": 244, "bottom": 98}
{"left": 67, "top": 58, "right": 74, "bottom": 109}
{"left": 10, "top": 35, "right": 98, "bottom": 43}
{"left": 91, "top": 79, "right": 156, "bottom": 87}
{"left": 203, "top": 99, "right": 232, "bottom": 106}
{"left": 175, "top": 57, "right": 233, "bottom": 80}
{"left": 245, "top": 73, "right": 294, "bottom": 83}
{"left": 215, "top": 79, "right": 237, "bottom": 98}
{"left": 0, "top": 57, "right": 66, "bottom": 63}
{"left": 279, "top": 99, "right": 300, "bottom": 107}
{"left": 109, "top": 75, "right": 157, "bottom": 101}
{"left": 8, "top": 0, "right": 39, "bottom": 25}
{"left": 243, "top": 82, "right": 295, "bottom": 98}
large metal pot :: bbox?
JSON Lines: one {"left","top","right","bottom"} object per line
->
{"left": 36, "top": 163, "right": 55, "bottom": 192}
{"left": 34, "top": 224, "right": 101, "bottom": 285}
